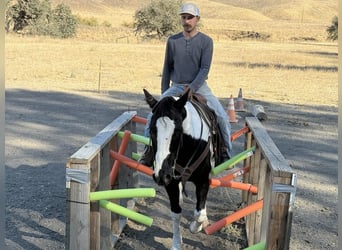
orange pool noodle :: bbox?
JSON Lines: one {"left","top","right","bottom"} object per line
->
{"left": 231, "top": 126, "right": 249, "bottom": 142}
{"left": 209, "top": 179, "right": 257, "bottom": 194}
{"left": 205, "top": 199, "right": 263, "bottom": 235}
{"left": 110, "top": 150, "right": 153, "bottom": 176}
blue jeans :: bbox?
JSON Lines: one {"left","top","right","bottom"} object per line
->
{"left": 144, "top": 82, "right": 232, "bottom": 156}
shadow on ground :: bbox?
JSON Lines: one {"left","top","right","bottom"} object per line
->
{"left": 5, "top": 89, "right": 337, "bottom": 249}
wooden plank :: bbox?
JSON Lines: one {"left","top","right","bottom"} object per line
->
{"left": 66, "top": 163, "right": 91, "bottom": 250}
{"left": 68, "top": 111, "right": 137, "bottom": 164}
{"left": 242, "top": 131, "right": 253, "bottom": 203}
{"left": 111, "top": 136, "right": 121, "bottom": 237}
{"left": 245, "top": 117, "right": 294, "bottom": 178}
{"left": 254, "top": 158, "right": 267, "bottom": 244}
{"left": 247, "top": 142, "right": 260, "bottom": 246}
{"left": 267, "top": 192, "right": 291, "bottom": 250}
{"left": 246, "top": 135, "right": 256, "bottom": 245}
{"left": 99, "top": 143, "right": 113, "bottom": 250}
{"left": 260, "top": 167, "right": 272, "bottom": 246}
{"left": 267, "top": 176, "right": 292, "bottom": 250}
{"left": 90, "top": 155, "right": 100, "bottom": 250}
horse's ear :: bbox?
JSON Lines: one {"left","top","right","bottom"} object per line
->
{"left": 143, "top": 89, "right": 158, "bottom": 109}
{"left": 175, "top": 88, "right": 189, "bottom": 110}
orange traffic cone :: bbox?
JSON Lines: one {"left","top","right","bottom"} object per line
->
{"left": 236, "top": 88, "right": 245, "bottom": 112}
{"left": 227, "top": 95, "right": 238, "bottom": 123}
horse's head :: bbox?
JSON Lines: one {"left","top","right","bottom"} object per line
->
{"left": 143, "top": 89, "right": 189, "bottom": 186}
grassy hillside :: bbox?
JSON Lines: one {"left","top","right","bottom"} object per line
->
{"left": 52, "top": 0, "right": 337, "bottom": 43}
{"left": 53, "top": 0, "right": 337, "bottom": 23}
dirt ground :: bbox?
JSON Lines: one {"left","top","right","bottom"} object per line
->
{"left": 5, "top": 86, "right": 337, "bottom": 249}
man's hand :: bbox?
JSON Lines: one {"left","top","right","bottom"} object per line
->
{"left": 183, "top": 86, "right": 193, "bottom": 100}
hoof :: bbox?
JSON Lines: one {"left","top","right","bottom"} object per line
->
{"left": 170, "top": 240, "right": 182, "bottom": 250}
{"left": 190, "top": 218, "right": 210, "bottom": 234}
{"left": 190, "top": 220, "right": 203, "bottom": 234}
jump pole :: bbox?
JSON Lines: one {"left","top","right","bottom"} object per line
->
{"left": 110, "top": 130, "right": 131, "bottom": 187}
{"left": 231, "top": 126, "right": 249, "bottom": 142}
{"left": 131, "top": 115, "right": 147, "bottom": 125}
{"left": 205, "top": 199, "right": 263, "bottom": 235}
{"left": 131, "top": 152, "right": 140, "bottom": 161}
{"left": 211, "top": 146, "right": 255, "bottom": 176}
{"left": 99, "top": 200, "right": 153, "bottom": 227}
{"left": 209, "top": 179, "right": 258, "bottom": 194}
{"left": 90, "top": 188, "right": 156, "bottom": 201}
{"left": 210, "top": 166, "right": 250, "bottom": 188}
{"left": 117, "top": 131, "right": 150, "bottom": 146}
{"left": 110, "top": 150, "right": 153, "bottom": 176}
{"left": 243, "top": 241, "right": 266, "bottom": 250}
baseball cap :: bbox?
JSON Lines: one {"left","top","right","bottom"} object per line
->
{"left": 179, "top": 3, "right": 200, "bottom": 17}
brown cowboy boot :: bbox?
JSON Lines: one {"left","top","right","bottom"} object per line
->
{"left": 139, "top": 145, "right": 154, "bottom": 167}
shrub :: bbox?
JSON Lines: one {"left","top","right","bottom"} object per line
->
{"left": 326, "top": 16, "right": 338, "bottom": 41}
{"left": 50, "top": 4, "right": 77, "bottom": 38}
{"left": 133, "top": 0, "right": 182, "bottom": 39}
{"left": 76, "top": 15, "right": 99, "bottom": 27}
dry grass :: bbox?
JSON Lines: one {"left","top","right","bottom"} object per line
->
{"left": 5, "top": 0, "right": 338, "bottom": 107}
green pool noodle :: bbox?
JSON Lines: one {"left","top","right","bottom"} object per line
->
{"left": 99, "top": 200, "right": 153, "bottom": 227}
{"left": 132, "top": 152, "right": 140, "bottom": 161}
{"left": 243, "top": 241, "right": 265, "bottom": 250}
{"left": 211, "top": 146, "right": 255, "bottom": 176}
{"left": 117, "top": 131, "right": 151, "bottom": 145}
{"left": 90, "top": 188, "right": 155, "bottom": 201}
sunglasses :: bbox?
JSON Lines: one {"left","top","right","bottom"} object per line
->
{"left": 181, "top": 15, "right": 195, "bottom": 20}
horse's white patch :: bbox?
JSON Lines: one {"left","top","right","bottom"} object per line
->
{"left": 154, "top": 116, "right": 175, "bottom": 177}
{"left": 190, "top": 208, "right": 209, "bottom": 233}
{"left": 183, "top": 103, "right": 210, "bottom": 141}
{"left": 178, "top": 182, "right": 183, "bottom": 205}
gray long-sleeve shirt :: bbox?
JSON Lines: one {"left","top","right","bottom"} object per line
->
{"left": 161, "top": 31, "right": 213, "bottom": 93}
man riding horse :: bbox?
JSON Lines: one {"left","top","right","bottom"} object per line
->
{"left": 140, "top": 2, "right": 232, "bottom": 167}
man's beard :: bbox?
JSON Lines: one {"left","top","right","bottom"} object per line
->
{"left": 183, "top": 24, "right": 193, "bottom": 33}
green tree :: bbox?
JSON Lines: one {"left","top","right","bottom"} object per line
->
{"left": 134, "top": 0, "right": 182, "bottom": 39}
{"left": 326, "top": 16, "right": 338, "bottom": 41}
{"left": 6, "top": 0, "right": 77, "bottom": 38}
{"left": 6, "top": 0, "right": 44, "bottom": 32}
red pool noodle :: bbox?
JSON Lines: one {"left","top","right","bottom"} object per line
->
{"left": 132, "top": 115, "right": 147, "bottom": 125}
{"left": 110, "top": 130, "right": 131, "bottom": 186}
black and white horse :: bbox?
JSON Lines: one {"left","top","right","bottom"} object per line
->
{"left": 144, "top": 89, "right": 217, "bottom": 250}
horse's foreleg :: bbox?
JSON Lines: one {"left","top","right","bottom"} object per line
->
{"left": 166, "top": 182, "right": 183, "bottom": 250}
{"left": 190, "top": 180, "right": 209, "bottom": 233}
{"left": 170, "top": 211, "right": 182, "bottom": 250}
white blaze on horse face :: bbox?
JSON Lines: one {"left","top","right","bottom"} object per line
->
{"left": 154, "top": 116, "right": 175, "bottom": 177}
